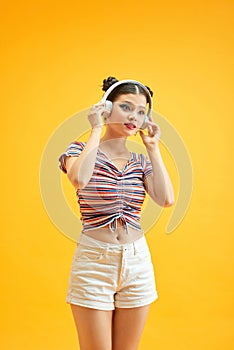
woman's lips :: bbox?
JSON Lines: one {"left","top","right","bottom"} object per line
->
{"left": 124, "top": 123, "right": 136, "bottom": 130}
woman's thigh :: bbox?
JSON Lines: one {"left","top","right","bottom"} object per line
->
{"left": 112, "top": 305, "right": 151, "bottom": 350}
{"left": 70, "top": 304, "right": 113, "bottom": 350}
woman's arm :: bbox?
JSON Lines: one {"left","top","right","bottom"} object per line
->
{"left": 144, "top": 143, "right": 175, "bottom": 207}
{"left": 139, "top": 122, "right": 174, "bottom": 207}
{"left": 66, "top": 128, "right": 102, "bottom": 189}
{"left": 66, "top": 102, "right": 109, "bottom": 189}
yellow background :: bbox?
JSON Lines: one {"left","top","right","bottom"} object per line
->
{"left": 1, "top": 1, "right": 233, "bottom": 349}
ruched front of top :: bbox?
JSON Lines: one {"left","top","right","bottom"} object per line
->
{"left": 58, "top": 141, "right": 153, "bottom": 233}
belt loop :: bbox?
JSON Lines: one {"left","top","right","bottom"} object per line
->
{"left": 133, "top": 241, "right": 137, "bottom": 256}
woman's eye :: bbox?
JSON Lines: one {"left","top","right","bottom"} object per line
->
{"left": 120, "top": 104, "right": 131, "bottom": 111}
{"left": 138, "top": 111, "right": 145, "bottom": 116}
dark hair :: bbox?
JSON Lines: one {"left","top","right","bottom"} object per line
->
{"left": 102, "top": 76, "right": 153, "bottom": 104}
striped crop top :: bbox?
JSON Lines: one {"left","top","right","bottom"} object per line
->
{"left": 58, "top": 141, "right": 153, "bottom": 234}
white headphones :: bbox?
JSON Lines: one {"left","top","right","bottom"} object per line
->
{"left": 101, "top": 79, "right": 153, "bottom": 130}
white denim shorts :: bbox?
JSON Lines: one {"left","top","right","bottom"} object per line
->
{"left": 66, "top": 233, "right": 158, "bottom": 310}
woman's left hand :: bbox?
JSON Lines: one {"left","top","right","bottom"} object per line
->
{"left": 138, "top": 119, "right": 161, "bottom": 151}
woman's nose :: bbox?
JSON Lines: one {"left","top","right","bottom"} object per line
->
{"left": 128, "top": 112, "right": 137, "bottom": 120}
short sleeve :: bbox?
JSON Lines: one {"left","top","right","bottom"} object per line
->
{"left": 140, "top": 153, "right": 153, "bottom": 180}
{"left": 58, "top": 141, "right": 86, "bottom": 174}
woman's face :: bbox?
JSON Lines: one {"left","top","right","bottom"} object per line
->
{"left": 105, "top": 93, "right": 147, "bottom": 136}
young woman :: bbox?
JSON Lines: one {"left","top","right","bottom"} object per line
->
{"left": 58, "top": 76, "right": 174, "bottom": 350}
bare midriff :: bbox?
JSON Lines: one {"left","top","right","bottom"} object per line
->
{"left": 82, "top": 218, "right": 144, "bottom": 244}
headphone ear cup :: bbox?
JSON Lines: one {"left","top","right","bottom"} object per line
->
{"left": 100, "top": 100, "right": 112, "bottom": 120}
{"left": 105, "top": 100, "right": 112, "bottom": 111}
{"left": 140, "top": 115, "right": 149, "bottom": 130}
{"left": 102, "top": 100, "right": 112, "bottom": 120}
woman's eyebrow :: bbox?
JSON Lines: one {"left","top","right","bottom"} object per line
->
{"left": 121, "top": 100, "right": 146, "bottom": 110}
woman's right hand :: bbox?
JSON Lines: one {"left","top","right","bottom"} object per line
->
{"left": 88, "top": 102, "right": 111, "bottom": 130}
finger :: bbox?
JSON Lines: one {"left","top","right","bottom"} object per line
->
{"left": 138, "top": 130, "right": 145, "bottom": 139}
{"left": 148, "top": 122, "right": 160, "bottom": 134}
{"left": 148, "top": 114, "right": 154, "bottom": 122}
{"left": 90, "top": 105, "right": 106, "bottom": 116}
{"left": 147, "top": 124, "right": 153, "bottom": 136}
{"left": 93, "top": 104, "right": 105, "bottom": 110}
{"left": 92, "top": 103, "right": 106, "bottom": 111}
{"left": 101, "top": 109, "right": 111, "bottom": 118}
{"left": 150, "top": 124, "right": 158, "bottom": 136}
{"left": 146, "top": 120, "right": 156, "bottom": 127}
{"left": 152, "top": 125, "right": 161, "bottom": 139}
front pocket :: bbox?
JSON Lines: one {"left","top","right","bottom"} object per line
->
{"left": 74, "top": 247, "right": 105, "bottom": 262}
{"left": 136, "top": 249, "right": 151, "bottom": 261}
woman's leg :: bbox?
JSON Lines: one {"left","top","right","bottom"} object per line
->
{"left": 70, "top": 304, "right": 113, "bottom": 350}
{"left": 112, "top": 304, "right": 151, "bottom": 350}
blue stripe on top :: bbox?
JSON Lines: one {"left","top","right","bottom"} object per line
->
{"left": 58, "top": 141, "right": 153, "bottom": 233}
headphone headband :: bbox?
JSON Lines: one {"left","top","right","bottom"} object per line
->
{"left": 101, "top": 79, "right": 152, "bottom": 118}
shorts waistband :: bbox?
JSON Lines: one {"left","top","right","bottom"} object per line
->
{"left": 77, "top": 233, "right": 147, "bottom": 253}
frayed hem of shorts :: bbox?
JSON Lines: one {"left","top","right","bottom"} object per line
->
{"left": 66, "top": 297, "right": 115, "bottom": 311}
{"left": 66, "top": 293, "right": 158, "bottom": 311}
{"left": 114, "top": 294, "right": 158, "bottom": 309}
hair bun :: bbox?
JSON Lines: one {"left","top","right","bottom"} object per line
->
{"left": 145, "top": 85, "right": 153, "bottom": 97}
{"left": 102, "top": 76, "right": 118, "bottom": 92}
